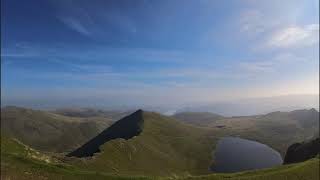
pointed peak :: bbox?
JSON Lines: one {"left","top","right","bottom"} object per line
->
{"left": 129, "top": 109, "right": 144, "bottom": 117}
{"left": 135, "top": 109, "right": 143, "bottom": 113}
{"left": 310, "top": 108, "right": 318, "bottom": 113}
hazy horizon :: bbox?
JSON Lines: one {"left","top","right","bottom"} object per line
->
{"left": 1, "top": 94, "right": 318, "bottom": 117}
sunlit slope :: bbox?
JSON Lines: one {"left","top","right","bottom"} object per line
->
{"left": 1, "top": 136, "right": 319, "bottom": 180}
{"left": 1, "top": 106, "right": 112, "bottom": 152}
{"left": 70, "top": 111, "right": 215, "bottom": 176}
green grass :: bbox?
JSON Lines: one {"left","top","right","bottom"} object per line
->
{"left": 1, "top": 136, "right": 319, "bottom": 180}
{"left": 1, "top": 136, "right": 150, "bottom": 180}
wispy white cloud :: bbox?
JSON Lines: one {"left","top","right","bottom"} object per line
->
{"left": 266, "top": 24, "right": 319, "bottom": 48}
{"left": 52, "top": 0, "right": 137, "bottom": 39}
{"left": 59, "top": 17, "right": 91, "bottom": 36}
{"left": 52, "top": 0, "right": 97, "bottom": 37}
{"left": 234, "top": 0, "right": 318, "bottom": 52}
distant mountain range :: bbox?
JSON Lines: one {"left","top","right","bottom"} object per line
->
{"left": 172, "top": 109, "right": 319, "bottom": 130}
{"left": 175, "top": 94, "right": 319, "bottom": 116}
{"left": 53, "top": 108, "right": 132, "bottom": 119}
{"left": 3, "top": 94, "right": 318, "bottom": 117}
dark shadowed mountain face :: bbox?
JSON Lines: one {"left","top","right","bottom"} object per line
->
{"left": 284, "top": 138, "right": 320, "bottom": 164}
{"left": 67, "top": 110, "right": 144, "bottom": 157}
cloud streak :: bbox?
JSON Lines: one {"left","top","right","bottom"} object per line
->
{"left": 266, "top": 24, "right": 319, "bottom": 48}
{"left": 59, "top": 17, "right": 91, "bottom": 36}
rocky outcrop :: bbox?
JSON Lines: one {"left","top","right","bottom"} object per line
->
{"left": 67, "top": 109, "right": 144, "bottom": 157}
{"left": 284, "top": 137, "right": 319, "bottom": 164}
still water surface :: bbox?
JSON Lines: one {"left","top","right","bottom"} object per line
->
{"left": 211, "top": 137, "right": 283, "bottom": 173}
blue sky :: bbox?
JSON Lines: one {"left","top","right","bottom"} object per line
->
{"left": 1, "top": 0, "right": 319, "bottom": 109}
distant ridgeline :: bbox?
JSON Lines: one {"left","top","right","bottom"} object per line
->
{"left": 284, "top": 137, "right": 320, "bottom": 164}
{"left": 67, "top": 110, "right": 144, "bottom": 157}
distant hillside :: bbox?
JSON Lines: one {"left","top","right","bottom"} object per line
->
{"left": 1, "top": 106, "right": 113, "bottom": 152}
{"left": 172, "top": 112, "right": 224, "bottom": 127}
{"left": 68, "top": 110, "right": 214, "bottom": 176}
{"left": 284, "top": 137, "right": 320, "bottom": 164}
{"left": 287, "top": 109, "right": 319, "bottom": 128}
{"left": 54, "top": 108, "right": 132, "bottom": 120}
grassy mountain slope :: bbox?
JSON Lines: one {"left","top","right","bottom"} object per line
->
{"left": 1, "top": 106, "right": 113, "bottom": 152}
{"left": 69, "top": 111, "right": 215, "bottom": 176}
{"left": 172, "top": 112, "right": 224, "bottom": 127}
{"left": 1, "top": 136, "right": 319, "bottom": 180}
{"left": 1, "top": 136, "right": 147, "bottom": 180}
{"left": 2, "top": 107, "right": 319, "bottom": 178}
